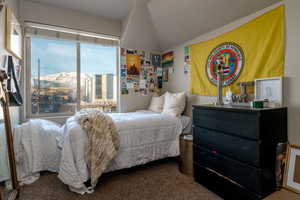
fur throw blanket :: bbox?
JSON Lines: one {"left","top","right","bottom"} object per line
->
{"left": 77, "top": 109, "right": 120, "bottom": 187}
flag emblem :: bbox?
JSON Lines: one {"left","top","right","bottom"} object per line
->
{"left": 206, "top": 42, "right": 244, "bottom": 86}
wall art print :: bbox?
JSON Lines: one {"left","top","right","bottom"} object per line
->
{"left": 151, "top": 53, "right": 161, "bottom": 67}
{"left": 6, "top": 7, "right": 22, "bottom": 59}
{"left": 126, "top": 54, "right": 141, "bottom": 76}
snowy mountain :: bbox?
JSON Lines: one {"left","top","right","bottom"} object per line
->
{"left": 33, "top": 72, "right": 93, "bottom": 88}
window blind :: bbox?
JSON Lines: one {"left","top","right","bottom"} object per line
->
{"left": 24, "top": 22, "right": 120, "bottom": 46}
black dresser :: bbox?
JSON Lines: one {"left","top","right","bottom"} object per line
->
{"left": 192, "top": 105, "right": 287, "bottom": 200}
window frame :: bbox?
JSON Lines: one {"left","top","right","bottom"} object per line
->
{"left": 24, "top": 36, "right": 120, "bottom": 119}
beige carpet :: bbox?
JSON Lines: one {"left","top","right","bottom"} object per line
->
{"left": 18, "top": 160, "right": 222, "bottom": 200}
{"left": 265, "top": 189, "right": 300, "bottom": 200}
{"left": 16, "top": 160, "right": 300, "bottom": 200}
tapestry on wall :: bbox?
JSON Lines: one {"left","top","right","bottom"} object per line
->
{"left": 162, "top": 51, "right": 173, "bottom": 68}
{"left": 190, "top": 5, "right": 284, "bottom": 96}
{"left": 120, "top": 48, "right": 164, "bottom": 95}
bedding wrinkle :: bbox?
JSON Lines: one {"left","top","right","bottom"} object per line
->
{"left": 9, "top": 110, "right": 188, "bottom": 195}
{"left": 58, "top": 111, "right": 183, "bottom": 194}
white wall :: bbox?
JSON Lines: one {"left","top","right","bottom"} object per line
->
{"left": 120, "top": 0, "right": 161, "bottom": 112}
{"left": 0, "top": 0, "right": 20, "bottom": 126}
{"left": 284, "top": 0, "right": 300, "bottom": 145}
{"left": 166, "top": 1, "right": 300, "bottom": 145}
{"left": 19, "top": 0, "right": 121, "bottom": 37}
{"left": 121, "top": 0, "right": 160, "bottom": 52}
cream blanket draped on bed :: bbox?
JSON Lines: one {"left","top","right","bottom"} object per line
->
{"left": 77, "top": 110, "right": 120, "bottom": 187}
{"left": 58, "top": 110, "right": 182, "bottom": 194}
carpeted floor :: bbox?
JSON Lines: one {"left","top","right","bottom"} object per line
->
{"left": 18, "top": 160, "right": 222, "bottom": 200}
{"left": 10, "top": 160, "right": 300, "bottom": 200}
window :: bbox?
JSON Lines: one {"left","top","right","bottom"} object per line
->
{"left": 27, "top": 36, "right": 118, "bottom": 117}
{"left": 31, "top": 37, "right": 77, "bottom": 115}
{"left": 80, "top": 43, "right": 117, "bottom": 111}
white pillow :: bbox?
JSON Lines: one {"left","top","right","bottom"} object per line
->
{"left": 162, "top": 92, "right": 186, "bottom": 117}
{"left": 148, "top": 94, "right": 165, "bottom": 113}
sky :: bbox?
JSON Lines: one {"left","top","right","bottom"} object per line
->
{"left": 31, "top": 37, "right": 117, "bottom": 78}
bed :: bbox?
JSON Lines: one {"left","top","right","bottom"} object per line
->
{"left": 0, "top": 124, "right": 10, "bottom": 183}
{"left": 58, "top": 110, "right": 191, "bottom": 193}
{"left": 12, "top": 92, "right": 204, "bottom": 194}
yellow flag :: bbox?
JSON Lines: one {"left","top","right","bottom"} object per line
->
{"left": 190, "top": 5, "right": 284, "bottom": 96}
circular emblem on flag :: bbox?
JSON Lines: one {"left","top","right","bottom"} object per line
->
{"left": 206, "top": 42, "right": 244, "bottom": 86}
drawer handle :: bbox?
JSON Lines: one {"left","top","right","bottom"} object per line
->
{"left": 211, "top": 150, "right": 218, "bottom": 154}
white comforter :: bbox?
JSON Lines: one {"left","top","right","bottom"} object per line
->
{"left": 58, "top": 111, "right": 183, "bottom": 194}
{"left": 13, "top": 120, "right": 62, "bottom": 185}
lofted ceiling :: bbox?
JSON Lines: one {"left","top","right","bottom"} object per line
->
{"left": 24, "top": 0, "right": 282, "bottom": 51}
{"left": 148, "top": 0, "right": 282, "bottom": 50}
{"left": 26, "top": 0, "right": 135, "bottom": 20}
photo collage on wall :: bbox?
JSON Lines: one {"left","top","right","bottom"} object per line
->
{"left": 120, "top": 48, "right": 166, "bottom": 96}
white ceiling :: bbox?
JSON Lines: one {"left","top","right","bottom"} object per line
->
{"left": 148, "top": 0, "right": 282, "bottom": 50}
{"left": 25, "top": 0, "right": 282, "bottom": 51}
{"left": 27, "top": 0, "right": 135, "bottom": 20}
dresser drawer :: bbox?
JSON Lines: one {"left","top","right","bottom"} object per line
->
{"left": 194, "top": 164, "right": 261, "bottom": 200}
{"left": 193, "top": 146, "right": 274, "bottom": 194}
{"left": 193, "top": 108, "right": 260, "bottom": 140}
{"left": 193, "top": 127, "right": 260, "bottom": 167}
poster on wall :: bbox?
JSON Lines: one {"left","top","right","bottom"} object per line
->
{"left": 126, "top": 49, "right": 137, "bottom": 54}
{"left": 6, "top": 7, "right": 23, "bottom": 59}
{"left": 121, "top": 68, "right": 127, "bottom": 78}
{"left": 126, "top": 54, "right": 141, "bottom": 75}
{"left": 151, "top": 53, "right": 161, "bottom": 67}
{"left": 121, "top": 56, "right": 126, "bottom": 66}
{"left": 140, "top": 79, "right": 147, "bottom": 89}
{"left": 157, "top": 68, "right": 163, "bottom": 76}
{"left": 184, "top": 64, "right": 189, "bottom": 74}
{"left": 168, "top": 67, "right": 174, "bottom": 75}
{"left": 121, "top": 79, "right": 129, "bottom": 94}
{"left": 121, "top": 48, "right": 126, "bottom": 56}
{"left": 163, "top": 69, "right": 169, "bottom": 82}
{"left": 158, "top": 77, "right": 163, "bottom": 89}
{"left": 162, "top": 51, "right": 174, "bottom": 68}
{"left": 184, "top": 46, "right": 190, "bottom": 64}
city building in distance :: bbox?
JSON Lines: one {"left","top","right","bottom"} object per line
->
{"left": 32, "top": 72, "right": 117, "bottom": 114}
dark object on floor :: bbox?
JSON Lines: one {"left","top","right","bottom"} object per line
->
{"left": 179, "top": 133, "right": 193, "bottom": 177}
{"left": 193, "top": 105, "right": 287, "bottom": 200}
{"left": 17, "top": 160, "right": 222, "bottom": 200}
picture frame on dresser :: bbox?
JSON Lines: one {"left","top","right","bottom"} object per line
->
{"left": 283, "top": 144, "right": 300, "bottom": 194}
{"left": 254, "top": 76, "right": 283, "bottom": 106}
